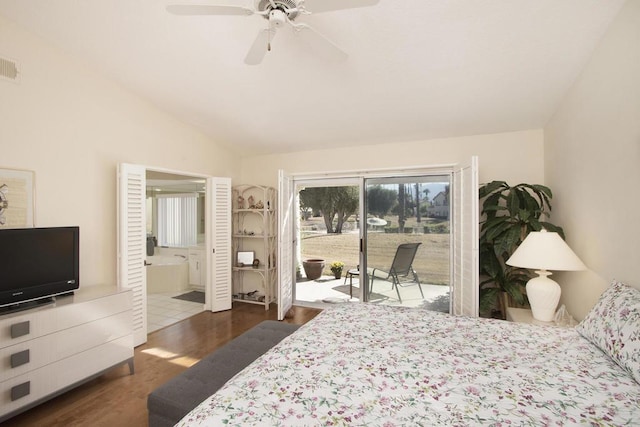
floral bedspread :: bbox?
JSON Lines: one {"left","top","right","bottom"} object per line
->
{"left": 177, "top": 304, "right": 640, "bottom": 426}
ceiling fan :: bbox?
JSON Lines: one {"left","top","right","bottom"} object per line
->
{"left": 166, "top": 0, "right": 380, "bottom": 65}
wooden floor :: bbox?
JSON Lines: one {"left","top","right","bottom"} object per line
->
{"left": 3, "top": 304, "right": 322, "bottom": 427}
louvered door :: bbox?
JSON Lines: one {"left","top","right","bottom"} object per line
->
{"left": 207, "top": 177, "right": 232, "bottom": 312}
{"left": 117, "top": 163, "right": 147, "bottom": 346}
{"left": 452, "top": 156, "right": 479, "bottom": 317}
{"left": 277, "top": 170, "right": 294, "bottom": 320}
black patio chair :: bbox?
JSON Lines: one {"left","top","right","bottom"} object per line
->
{"left": 368, "top": 242, "right": 424, "bottom": 302}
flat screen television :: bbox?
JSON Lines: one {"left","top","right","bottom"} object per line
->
{"left": 0, "top": 226, "right": 79, "bottom": 310}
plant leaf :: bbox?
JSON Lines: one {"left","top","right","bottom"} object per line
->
{"left": 506, "top": 191, "right": 520, "bottom": 216}
{"left": 479, "top": 181, "right": 507, "bottom": 198}
{"left": 540, "top": 222, "right": 565, "bottom": 239}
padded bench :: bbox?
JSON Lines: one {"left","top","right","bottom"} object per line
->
{"left": 147, "top": 320, "right": 300, "bottom": 427}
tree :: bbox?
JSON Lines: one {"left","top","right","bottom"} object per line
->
{"left": 366, "top": 185, "right": 396, "bottom": 218}
{"left": 299, "top": 187, "right": 358, "bottom": 234}
{"left": 415, "top": 183, "right": 421, "bottom": 223}
{"left": 398, "top": 184, "right": 406, "bottom": 232}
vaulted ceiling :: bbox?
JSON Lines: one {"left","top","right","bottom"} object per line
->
{"left": 0, "top": 0, "right": 626, "bottom": 155}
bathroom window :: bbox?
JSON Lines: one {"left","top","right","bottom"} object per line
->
{"left": 157, "top": 193, "right": 198, "bottom": 247}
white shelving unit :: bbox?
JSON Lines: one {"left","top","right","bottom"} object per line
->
{"left": 232, "top": 185, "right": 277, "bottom": 310}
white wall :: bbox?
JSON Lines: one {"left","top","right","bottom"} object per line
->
{"left": 239, "top": 129, "right": 544, "bottom": 306}
{"left": 545, "top": 0, "right": 640, "bottom": 319}
{"left": 240, "top": 129, "right": 544, "bottom": 187}
{"left": 0, "top": 15, "right": 240, "bottom": 288}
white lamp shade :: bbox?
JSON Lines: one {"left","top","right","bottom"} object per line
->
{"left": 506, "top": 229, "right": 586, "bottom": 321}
{"left": 506, "top": 230, "right": 586, "bottom": 271}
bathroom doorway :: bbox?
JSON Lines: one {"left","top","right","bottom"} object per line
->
{"left": 118, "top": 163, "right": 232, "bottom": 346}
{"left": 145, "top": 170, "right": 207, "bottom": 333}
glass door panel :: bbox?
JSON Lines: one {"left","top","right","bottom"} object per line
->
{"left": 364, "top": 175, "right": 451, "bottom": 312}
{"left": 294, "top": 180, "right": 361, "bottom": 306}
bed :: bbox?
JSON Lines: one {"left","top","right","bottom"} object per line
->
{"left": 178, "top": 280, "right": 640, "bottom": 426}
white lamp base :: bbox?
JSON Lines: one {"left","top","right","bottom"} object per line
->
{"left": 526, "top": 270, "right": 560, "bottom": 322}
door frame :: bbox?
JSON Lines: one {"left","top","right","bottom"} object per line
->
{"left": 117, "top": 163, "right": 231, "bottom": 345}
{"left": 281, "top": 162, "right": 475, "bottom": 312}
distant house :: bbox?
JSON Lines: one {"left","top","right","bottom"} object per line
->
{"left": 427, "top": 191, "right": 449, "bottom": 218}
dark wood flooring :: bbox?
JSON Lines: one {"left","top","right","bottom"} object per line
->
{"left": 3, "top": 303, "right": 322, "bottom": 427}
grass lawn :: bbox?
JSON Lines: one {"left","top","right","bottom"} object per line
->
{"left": 300, "top": 217, "right": 450, "bottom": 286}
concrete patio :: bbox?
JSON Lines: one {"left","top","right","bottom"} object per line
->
{"left": 295, "top": 275, "right": 450, "bottom": 313}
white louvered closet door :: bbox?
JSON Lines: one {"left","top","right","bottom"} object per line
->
{"left": 117, "top": 163, "right": 147, "bottom": 346}
{"left": 277, "top": 170, "right": 294, "bottom": 320}
{"left": 207, "top": 177, "right": 232, "bottom": 312}
{"left": 452, "top": 156, "right": 479, "bottom": 317}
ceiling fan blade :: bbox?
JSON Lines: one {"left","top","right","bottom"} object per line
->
{"left": 245, "top": 29, "right": 277, "bottom": 65}
{"left": 302, "top": 0, "right": 379, "bottom": 14}
{"left": 294, "top": 24, "right": 348, "bottom": 62}
{"left": 166, "top": 4, "right": 254, "bottom": 16}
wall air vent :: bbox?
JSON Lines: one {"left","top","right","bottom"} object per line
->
{"left": 0, "top": 56, "right": 19, "bottom": 82}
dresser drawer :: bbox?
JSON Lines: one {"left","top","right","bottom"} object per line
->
{"left": 0, "top": 310, "right": 131, "bottom": 382}
{"left": 0, "top": 335, "right": 133, "bottom": 418}
{"left": 0, "top": 291, "right": 131, "bottom": 348}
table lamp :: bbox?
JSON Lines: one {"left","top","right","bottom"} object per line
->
{"left": 506, "top": 229, "right": 586, "bottom": 322}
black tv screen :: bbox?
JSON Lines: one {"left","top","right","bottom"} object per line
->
{"left": 0, "top": 226, "right": 79, "bottom": 308}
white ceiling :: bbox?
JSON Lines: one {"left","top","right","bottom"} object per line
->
{"left": 0, "top": 0, "right": 626, "bottom": 155}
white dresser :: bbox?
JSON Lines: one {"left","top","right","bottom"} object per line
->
{"left": 0, "top": 286, "right": 133, "bottom": 422}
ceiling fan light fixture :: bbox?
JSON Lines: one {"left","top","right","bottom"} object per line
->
{"left": 269, "top": 9, "right": 287, "bottom": 28}
{"left": 257, "top": 0, "right": 299, "bottom": 20}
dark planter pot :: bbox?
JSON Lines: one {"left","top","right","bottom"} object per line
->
{"left": 333, "top": 270, "right": 342, "bottom": 279}
{"left": 303, "top": 259, "right": 325, "bottom": 280}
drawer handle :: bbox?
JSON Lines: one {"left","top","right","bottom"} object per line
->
{"left": 11, "top": 321, "right": 30, "bottom": 339}
{"left": 11, "top": 349, "right": 30, "bottom": 368}
{"left": 11, "top": 381, "right": 30, "bottom": 401}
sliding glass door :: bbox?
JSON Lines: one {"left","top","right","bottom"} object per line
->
{"left": 363, "top": 175, "right": 452, "bottom": 311}
{"left": 280, "top": 158, "right": 478, "bottom": 316}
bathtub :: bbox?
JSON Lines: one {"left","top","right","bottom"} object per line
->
{"left": 146, "top": 255, "right": 189, "bottom": 293}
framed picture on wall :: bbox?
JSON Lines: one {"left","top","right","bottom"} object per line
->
{"left": 0, "top": 168, "right": 35, "bottom": 229}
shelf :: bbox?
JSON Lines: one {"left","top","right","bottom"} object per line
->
{"left": 232, "top": 185, "right": 277, "bottom": 311}
{"left": 232, "top": 297, "right": 275, "bottom": 306}
{"left": 233, "top": 209, "right": 275, "bottom": 213}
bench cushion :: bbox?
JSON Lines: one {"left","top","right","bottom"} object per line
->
{"left": 148, "top": 320, "right": 300, "bottom": 427}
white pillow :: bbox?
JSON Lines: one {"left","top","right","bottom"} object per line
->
{"left": 576, "top": 280, "right": 640, "bottom": 384}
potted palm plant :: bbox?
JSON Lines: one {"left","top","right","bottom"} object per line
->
{"left": 479, "top": 181, "right": 565, "bottom": 318}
